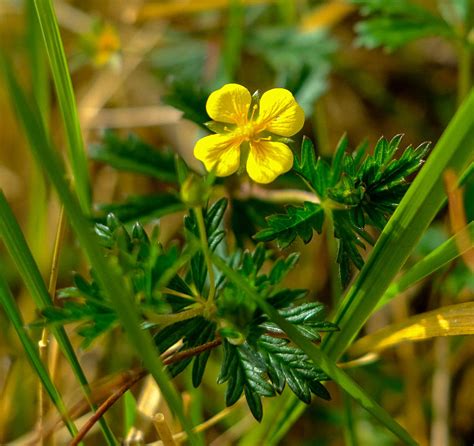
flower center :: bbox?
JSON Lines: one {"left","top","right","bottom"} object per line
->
{"left": 238, "top": 122, "right": 259, "bottom": 141}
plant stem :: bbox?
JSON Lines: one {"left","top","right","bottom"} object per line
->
{"left": 38, "top": 206, "right": 66, "bottom": 443}
{"left": 233, "top": 183, "right": 320, "bottom": 204}
{"left": 194, "top": 207, "right": 216, "bottom": 304}
{"left": 325, "top": 211, "right": 342, "bottom": 306}
{"left": 161, "top": 288, "right": 198, "bottom": 301}
{"left": 146, "top": 306, "right": 204, "bottom": 327}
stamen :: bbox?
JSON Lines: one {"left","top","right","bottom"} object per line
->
{"left": 249, "top": 104, "right": 258, "bottom": 122}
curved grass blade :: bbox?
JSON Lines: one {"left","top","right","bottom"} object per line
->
{"left": 0, "top": 54, "right": 197, "bottom": 445}
{"left": 32, "top": 0, "right": 90, "bottom": 212}
{"left": 377, "top": 221, "right": 474, "bottom": 310}
{"left": 350, "top": 301, "right": 474, "bottom": 358}
{"left": 213, "top": 254, "right": 417, "bottom": 446}
{"left": 0, "top": 191, "right": 116, "bottom": 446}
{"left": 0, "top": 272, "right": 78, "bottom": 438}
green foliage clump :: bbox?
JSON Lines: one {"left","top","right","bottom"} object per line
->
{"left": 257, "top": 134, "right": 429, "bottom": 285}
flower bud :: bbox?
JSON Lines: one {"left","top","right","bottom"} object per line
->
{"left": 180, "top": 174, "right": 210, "bottom": 207}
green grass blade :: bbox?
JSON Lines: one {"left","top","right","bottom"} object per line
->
{"left": 0, "top": 271, "right": 78, "bottom": 438}
{"left": 25, "top": 0, "right": 49, "bottom": 270}
{"left": 264, "top": 394, "right": 306, "bottom": 446}
{"left": 0, "top": 190, "right": 117, "bottom": 446}
{"left": 222, "top": 0, "right": 244, "bottom": 83}
{"left": 342, "top": 392, "right": 358, "bottom": 446}
{"left": 323, "top": 89, "right": 474, "bottom": 360}
{"left": 32, "top": 0, "right": 90, "bottom": 212}
{"left": 0, "top": 54, "right": 197, "bottom": 445}
{"left": 213, "top": 254, "right": 418, "bottom": 446}
{"left": 377, "top": 221, "right": 474, "bottom": 311}
{"left": 26, "top": 0, "right": 50, "bottom": 122}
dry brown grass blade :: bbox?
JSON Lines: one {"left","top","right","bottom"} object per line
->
{"left": 87, "top": 106, "right": 182, "bottom": 129}
{"left": 349, "top": 302, "right": 474, "bottom": 358}
{"left": 125, "top": 374, "right": 163, "bottom": 443}
{"left": 300, "top": 0, "right": 355, "bottom": 31}
{"left": 138, "top": 0, "right": 275, "bottom": 21}
{"left": 149, "top": 401, "right": 244, "bottom": 446}
{"left": 153, "top": 413, "right": 177, "bottom": 446}
{"left": 443, "top": 168, "right": 474, "bottom": 271}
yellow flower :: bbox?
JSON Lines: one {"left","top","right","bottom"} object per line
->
{"left": 194, "top": 84, "right": 305, "bottom": 184}
{"left": 90, "top": 23, "right": 121, "bottom": 67}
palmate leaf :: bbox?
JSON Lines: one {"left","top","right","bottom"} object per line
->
{"left": 261, "top": 302, "right": 338, "bottom": 342}
{"left": 218, "top": 341, "right": 275, "bottom": 421}
{"left": 254, "top": 202, "right": 324, "bottom": 248}
{"left": 40, "top": 215, "right": 197, "bottom": 346}
{"left": 258, "top": 336, "right": 330, "bottom": 403}
{"left": 260, "top": 134, "right": 428, "bottom": 286}
{"left": 332, "top": 135, "right": 429, "bottom": 285}
{"left": 213, "top": 245, "right": 335, "bottom": 419}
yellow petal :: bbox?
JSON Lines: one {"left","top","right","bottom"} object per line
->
{"left": 206, "top": 84, "right": 251, "bottom": 126}
{"left": 194, "top": 133, "right": 241, "bottom": 177}
{"left": 256, "top": 88, "right": 305, "bottom": 137}
{"left": 247, "top": 140, "right": 293, "bottom": 184}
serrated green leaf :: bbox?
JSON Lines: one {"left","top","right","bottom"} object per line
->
{"left": 162, "top": 80, "right": 210, "bottom": 129}
{"left": 254, "top": 202, "right": 324, "bottom": 248}
{"left": 90, "top": 131, "right": 178, "bottom": 183}
{"left": 185, "top": 199, "right": 227, "bottom": 293}
{"left": 96, "top": 193, "right": 184, "bottom": 224}
{"left": 192, "top": 322, "right": 216, "bottom": 387}
{"left": 268, "top": 252, "right": 300, "bottom": 285}
{"left": 244, "top": 386, "right": 264, "bottom": 422}
{"left": 258, "top": 336, "right": 329, "bottom": 404}
{"left": 219, "top": 341, "right": 275, "bottom": 419}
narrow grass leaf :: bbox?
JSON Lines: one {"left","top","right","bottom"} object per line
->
{"left": 0, "top": 191, "right": 117, "bottom": 446}
{"left": 0, "top": 55, "right": 197, "bottom": 445}
{"left": 32, "top": 0, "right": 90, "bottom": 212}
{"left": 25, "top": 0, "right": 49, "bottom": 269}
{"left": 377, "top": 221, "right": 474, "bottom": 310}
{"left": 0, "top": 271, "right": 78, "bottom": 438}
{"left": 213, "top": 254, "right": 417, "bottom": 446}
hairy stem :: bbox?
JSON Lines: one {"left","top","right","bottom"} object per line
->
{"left": 194, "top": 207, "right": 216, "bottom": 304}
{"left": 145, "top": 305, "right": 205, "bottom": 327}
{"left": 233, "top": 182, "right": 320, "bottom": 204}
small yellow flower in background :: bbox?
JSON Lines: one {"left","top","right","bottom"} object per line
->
{"left": 93, "top": 23, "right": 121, "bottom": 66}
{"left": 82, "top": 22, "right": 121, "bottom": 68}
{"left": 194, "top": 84, "right": 305, "bottom": 184}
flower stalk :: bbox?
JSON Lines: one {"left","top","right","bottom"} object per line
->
{"left": 194, "top": 206, "right": 217, "bottom": 305}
